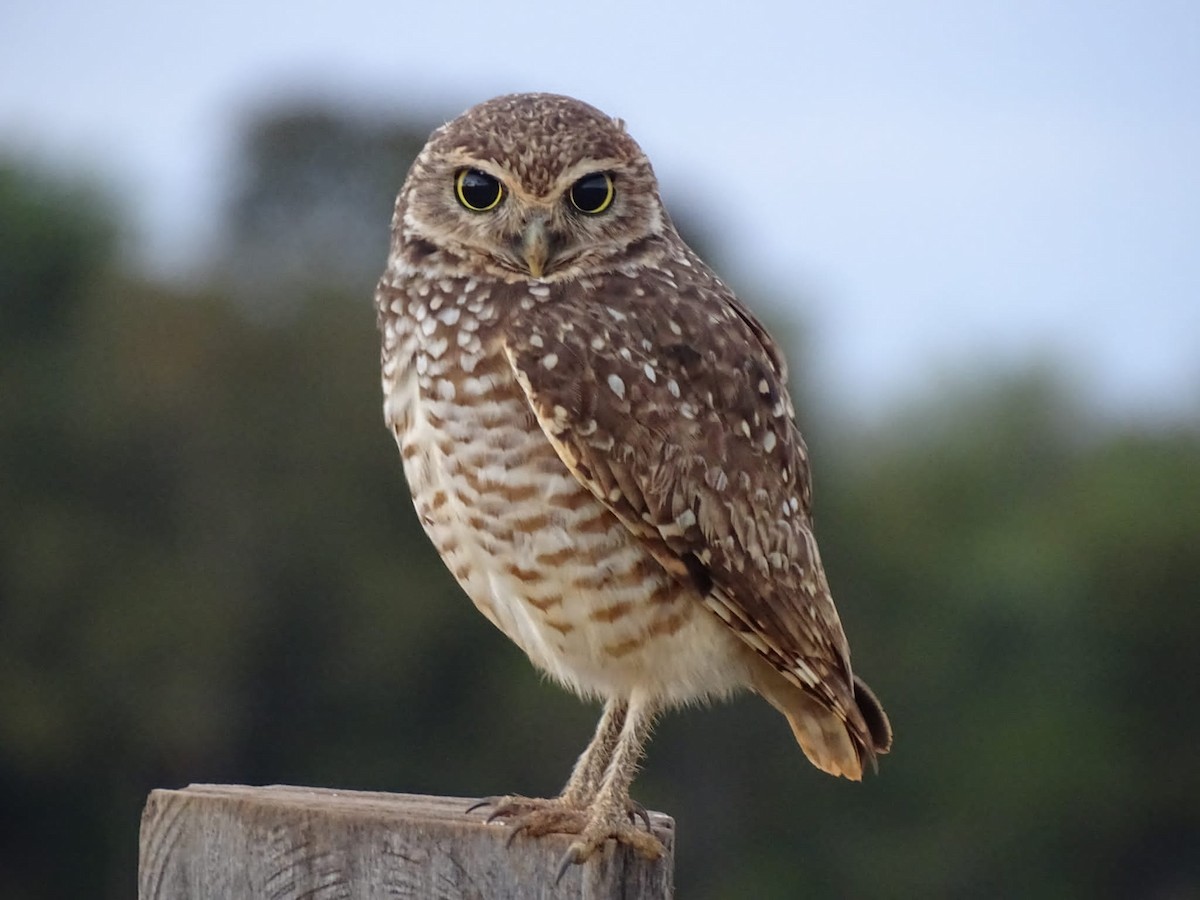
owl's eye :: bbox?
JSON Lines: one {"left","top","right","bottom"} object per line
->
{"left": 455, "top": 168, "right": 504, "bottom": 212}
{"left": 569, "top": 172, "right": 614, "bottom": 214}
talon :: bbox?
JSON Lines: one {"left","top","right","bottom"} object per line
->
{"left": 628, "top": 800, "right": 652, "bottom": 832}
{"left": 469, "top": 791, "right": 664, "bottom": 873}
{"left": 555, "top": 845, "right": 583, "bottom": 884}
{"left": 465, "top": 794, "right": 551, "bottom": 824}
{"left": 465, "top": 797, "right": 494, "bottom": 815}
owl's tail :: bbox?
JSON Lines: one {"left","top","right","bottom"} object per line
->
{"left": 749, "top": 656, "right": 893, "bottom": 781}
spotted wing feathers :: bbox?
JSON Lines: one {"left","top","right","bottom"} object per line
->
{"left": 503, "top": 265, "right": 888, "bottom": 769}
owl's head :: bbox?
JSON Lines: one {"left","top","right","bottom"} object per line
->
{"left": 395, "top": 93, "right": 669, "bottom": 282}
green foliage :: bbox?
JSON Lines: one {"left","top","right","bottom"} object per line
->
{"left": 216, "top": 106, "right": 431, "bottom": 304}
{"left": 0, "top": 161, "right": 118, "bottom": 347}
{"left": 0, "top": 110, "right": 1196, "bottom": 898}
{"left": 809, "top": 377, "right": 1200, "bottom": 897}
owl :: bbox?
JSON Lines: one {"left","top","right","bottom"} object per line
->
{"left": 375, "top": 93, "right": 891, "bottom": 873}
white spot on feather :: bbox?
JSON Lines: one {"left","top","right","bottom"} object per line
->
{"left": 462, "top": 375, "right": 496, "bottom": 397}
{"left": 707, "top": 599, "right": 735, "bottom": 623}
{"left": 741, "top": 631, "right": 770, "bottom": 654}
{"left": 793, "top": 661, "right": 818, "bottom": 687}
{"left": 607, "top": 374, "right": 626, "bottom": 399}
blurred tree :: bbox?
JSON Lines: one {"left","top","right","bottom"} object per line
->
{"left": 214, "top": 105, "right": 431, "bottom": 307}
{"left": 0, "top": 161, "right": 118, "bottom": 347}
{"left": 800, "top": 371, "right": 1200, "bottom": 899}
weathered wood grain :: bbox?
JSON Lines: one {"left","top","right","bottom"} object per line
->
{"left": 138, "top": 784, "right": 674, "bottom": 899}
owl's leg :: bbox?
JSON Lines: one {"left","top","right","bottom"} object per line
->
{"left": 468, "top": 698, "right": 627, "bottom": 833}
{"left": 559, "top": 697, "right": 627, "bottom": 807}
{"left": 480, "top": 693, "right": 665, "bottom": 874}
{"left": 556, "top": 691, "right": 665, "bottom": 875}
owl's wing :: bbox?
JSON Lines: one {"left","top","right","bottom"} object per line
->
{"left": 503, "top": 269, "right": 883, "bottom": 761}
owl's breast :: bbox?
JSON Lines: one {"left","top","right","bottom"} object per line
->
{"left": 378, "top": 278, "right": 752, "bottom": 704}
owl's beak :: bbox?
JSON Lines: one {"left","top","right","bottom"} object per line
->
{"left": 521, "top": 218, "right": 551, "bottom": 279}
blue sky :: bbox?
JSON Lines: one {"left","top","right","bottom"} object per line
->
{"left": 3, "top": 0, "right": 1197, "bottom": 423}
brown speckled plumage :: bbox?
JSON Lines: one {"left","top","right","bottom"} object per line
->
{"left": 376, "top": 93, "right": 891, "bottom": 869}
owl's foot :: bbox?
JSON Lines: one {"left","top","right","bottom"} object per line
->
{"left": 468, "top": 794, "right": 589, "bottom": 840}
{"left": 469, "top": 794, "right": 663, "bottom": 876}
{"left": 468, "top": 793, "right": 651, "bottom": 825}
{"left": 554, "top": 808, "right": 665, "bottom": 882}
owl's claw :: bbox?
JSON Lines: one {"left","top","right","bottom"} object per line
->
{"left": 555, "top": 845, "right": 584, "bottom": 884}
{"left": 468, "top": 794, "right": 578, "bottom": 823}
{"left": 470, "top": 794, "right": 589, "bottom": 839}
{"left": 553, "top": 816, "right": 665, "bottom": 883}
{"left": 627, "top": 799, "right": 652, "bottom": 831}
{"left": 464, "top": 797, "right": 496, "bottom": 816}
{"left": 471, "top": 793, "right": 662, "bottom": 877}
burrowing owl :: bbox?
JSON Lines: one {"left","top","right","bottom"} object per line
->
{"left": 376, "top": 93, "right": 891, "bottom": 870}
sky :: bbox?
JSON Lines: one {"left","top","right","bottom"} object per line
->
{"left": 3, "top": 0, "right": 1198, "bottom": 424}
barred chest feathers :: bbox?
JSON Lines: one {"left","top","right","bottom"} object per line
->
{"left": 378, "top": 269, "right": 755, "bottom": 706}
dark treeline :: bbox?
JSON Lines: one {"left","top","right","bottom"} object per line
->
{"left": 0, "top": 106, "right": 1197, "bottom": 899}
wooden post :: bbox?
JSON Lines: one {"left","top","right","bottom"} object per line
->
{"left": 139, "top": 784, "right": 674, "bottom": 899}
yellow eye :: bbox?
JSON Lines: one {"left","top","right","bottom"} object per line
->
{"left": 569, "top": 172, "right": 614, "bottom": 214}
{"left": 455, "top": 168, "right": 503, "bottom": 211}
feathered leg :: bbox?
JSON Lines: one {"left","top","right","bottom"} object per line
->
{"left": 470, "top": 698, "right": 628, "bottom": 834}
{"left": 556, "top": 691, "right": 664, "bottom": 872}
{"left": 470, "top": 694, "right": 663, "bottom": 872}
{"left": 560, "top": 698, "right": 627, "bottom": 806}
